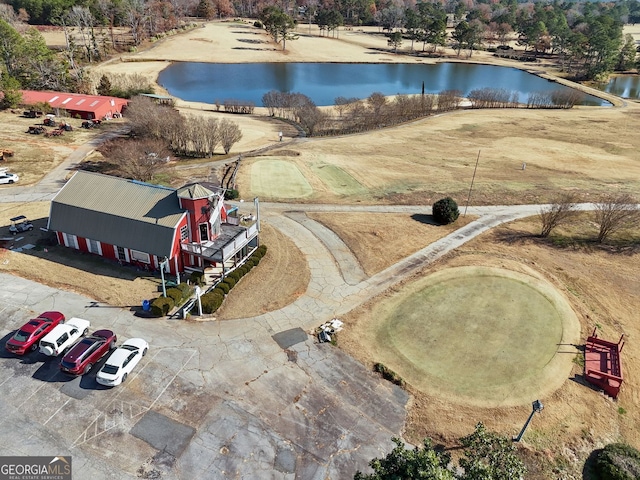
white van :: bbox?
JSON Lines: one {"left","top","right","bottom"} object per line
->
{"left": 39, "top": 318, "right": 91, "bottom": 356}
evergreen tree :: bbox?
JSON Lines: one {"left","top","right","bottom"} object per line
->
{"left": 432, "top": 197, "right": 460, "bottom": 225}
{"left": 97, "top": 74, "right": 112, "bottom": 96}
{"left": 197, "top": 0, "right": 215, "bottom": 19}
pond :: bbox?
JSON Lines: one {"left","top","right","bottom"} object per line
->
{"left": 158, "top": 62, "right": 609, "bottom": 107}
{"left": 596, "top": 74, "right": 640, "bottom": 99}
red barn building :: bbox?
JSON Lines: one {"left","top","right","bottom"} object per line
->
{"left": 47, "top": 171, "right": 260, "bottom": 277}
{"left": 20, "top": 90, "right": 128, "bottom": 120}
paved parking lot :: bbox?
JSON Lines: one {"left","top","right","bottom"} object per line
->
{"left": 0, "top": 273, "right": 408, "bottom": 479}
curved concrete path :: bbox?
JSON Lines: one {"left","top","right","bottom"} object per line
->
{"left": 0, "top": 128, "right": 620, "bottom": 480}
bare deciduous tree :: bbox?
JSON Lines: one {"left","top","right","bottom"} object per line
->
{"left": 296, "top": 104, "right": 327, "bottom": 135}
{"left": 98, "top": 137, "right": 171, "bottom": 182}
{"left": 123, "top": 0, "right": 147, "bottom": 46}
{"left": 539, "top": 193, "right": 579, "bottom": 237}
{"left": 436, "top": 90, "right": 462, "bottom": 112}
{"left": 594, "top": 194, "right": 640, "bottom": 243}
{"left": 367, "top": 92, "right": 387, "bottom": 117}
{"left": 63, "top": 7, "right": 100, "bottom": 63}
{"left": 334, "top": 96, "right": 359, "bottom": 117}
{"left": 125, "top": 96, "right": 181, "bottom": 138}
{"left": 219, "top": 119, "right": 242, "bottom": 154}
{"left": 0, "top": 4, "right": 18, "bottom": 23}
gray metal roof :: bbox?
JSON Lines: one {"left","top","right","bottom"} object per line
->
{"left": 48, "top": 171, "right": 186, "bottom": 258}
{"left": 176, "top": 183, "right": 216, "bottom": 200}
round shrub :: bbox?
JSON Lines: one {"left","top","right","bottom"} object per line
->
{"left": 595, "top": 443, "right": 640, "bottom": 480}
{"left": 200, "top": 292, "right": 223, "bottom": 314}
{"left": 216, "top": 282, "right": 230, "bottom": 295}
{"left": 432, "top": 197, "right": 460, "bottom": 225}
{"left": 234, "top": 268, "right": 245, "bottom": 279}
{"left": 165, "top": 287, "right": 183, "bottom": 304}
{"left": 250, "top": 253, "right": 261, "bottom": 264}
{"left": 212, "top": 287, "right": 226, "bottom": 298}
{"left": 177, "top": 282, "right": 192, "bottom": 297}
{"left": 223, "top": 277, "right": 236, "bottom": 289}
{"left": 245, "top": 259, "right": 256, "bottom": 268}
{"left": 151, "top": 297, "right": 175, "bottom": 317}
{"left": 224, "top": 189, "right": 239, "bottom": 200}
{"left": 229, "top": 271, "right": 241, "bottom": 282}
{"left": 189, "top": 271, "right": 205, "bottom": 286}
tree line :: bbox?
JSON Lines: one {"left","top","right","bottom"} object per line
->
{"left": 0, "top": 15, "right": 161, "bottom": 95}
{"left": 253, "top": 0, "right": 637, "bottom": 80}
{"left": 96, "top": 96, "right": 243, "bottom": 181}
{"left": 2, "top": 0, "right": 638, "bottom": 84}
{"left": 262, "top": 86, "right": 585, "bottom": 137}
{"left": 366, "top": 0, "right": 635, "bottom": 80}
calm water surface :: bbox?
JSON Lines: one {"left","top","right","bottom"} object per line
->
{"left": 598, "top": 75, "right": 640, "bottom": 99}
{"left": 158, "top": 62, "right": 608, "bottom": 106}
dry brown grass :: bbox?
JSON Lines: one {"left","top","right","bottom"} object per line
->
{"left": 0, "top": 111, "right": 118, "bottom": 185}
{"left": 338, "top": 216, "right": 640, "bottom": 478}
{"left": 307, "top": 212, "right": 476, "bottom": 275}
{"left": 237, "top": 106, "right": 640, "bottom": 205}
{"left": 6, "top": 20, "right": 639, "bottom": 478}
{"left": 214, "top": 223, "right": 310, "bottom": 319}
{"left": 0, "top": 202, "right": 162, "bottom": 305}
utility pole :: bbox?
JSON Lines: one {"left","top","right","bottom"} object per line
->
{"left": 464, "top": 150, "right": 480, "bottom": 217}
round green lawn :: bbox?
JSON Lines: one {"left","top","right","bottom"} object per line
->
{"left": 369, "top": 266, "right": 580, "bottom": 406}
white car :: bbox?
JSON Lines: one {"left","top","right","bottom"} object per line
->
{"left": 96, "top": 338, "right": 148, "bottom": 386}
{"left": 39, "top": 318, "right": 91, "bottom": 356}
{"left": 0, "top": 171, "right": 19, "bottom": 184}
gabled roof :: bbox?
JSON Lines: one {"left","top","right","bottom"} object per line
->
{"left": 20, "top": 90, "right": 128, "bottom": 114}
{"left": 48, "top": 171, "right": 186, "bottom": 258}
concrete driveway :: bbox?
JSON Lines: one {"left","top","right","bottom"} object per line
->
{"left": 0, "top": 273, "right": 408, "bottom": 479}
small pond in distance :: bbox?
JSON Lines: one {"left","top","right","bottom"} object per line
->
{"left": 158, "top": 62, "right": 609, "bottom": 106}
{"left": 596, "top": 74, "right": 640, "bottom": 99}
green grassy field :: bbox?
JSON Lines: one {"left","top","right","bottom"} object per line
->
{"left": 368, "top": 266, "right": 580, "bottom": 407}
{"left": 249, "top": 158, "right": 371, "bottom": 198}
{"left": 310, "top": 163, "right": 367, "bottom": 196}
{"left": 250, "top": 159, "right": 313, "bottom": 198}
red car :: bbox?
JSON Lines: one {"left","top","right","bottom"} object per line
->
{"left": 5, "top": 311, "right": 66, "bottom": 355}
{"left": 60, "top": 330, "right": 117, "bottom": 375}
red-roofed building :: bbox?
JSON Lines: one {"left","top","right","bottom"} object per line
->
{"left": 20, "top": 90, "right": 128, "bottom": 120}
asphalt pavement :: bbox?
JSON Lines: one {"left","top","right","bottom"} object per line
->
{"left": 0, "top": 124, "right": 613, "bottom": 479}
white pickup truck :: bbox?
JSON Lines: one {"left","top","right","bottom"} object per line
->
{"left": 39, "top": 317, "right": 91, "bottom": 356}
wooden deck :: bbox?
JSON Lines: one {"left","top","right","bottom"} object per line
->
{"left": 584, "top": 328, "right": 624, "bottom": 398}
